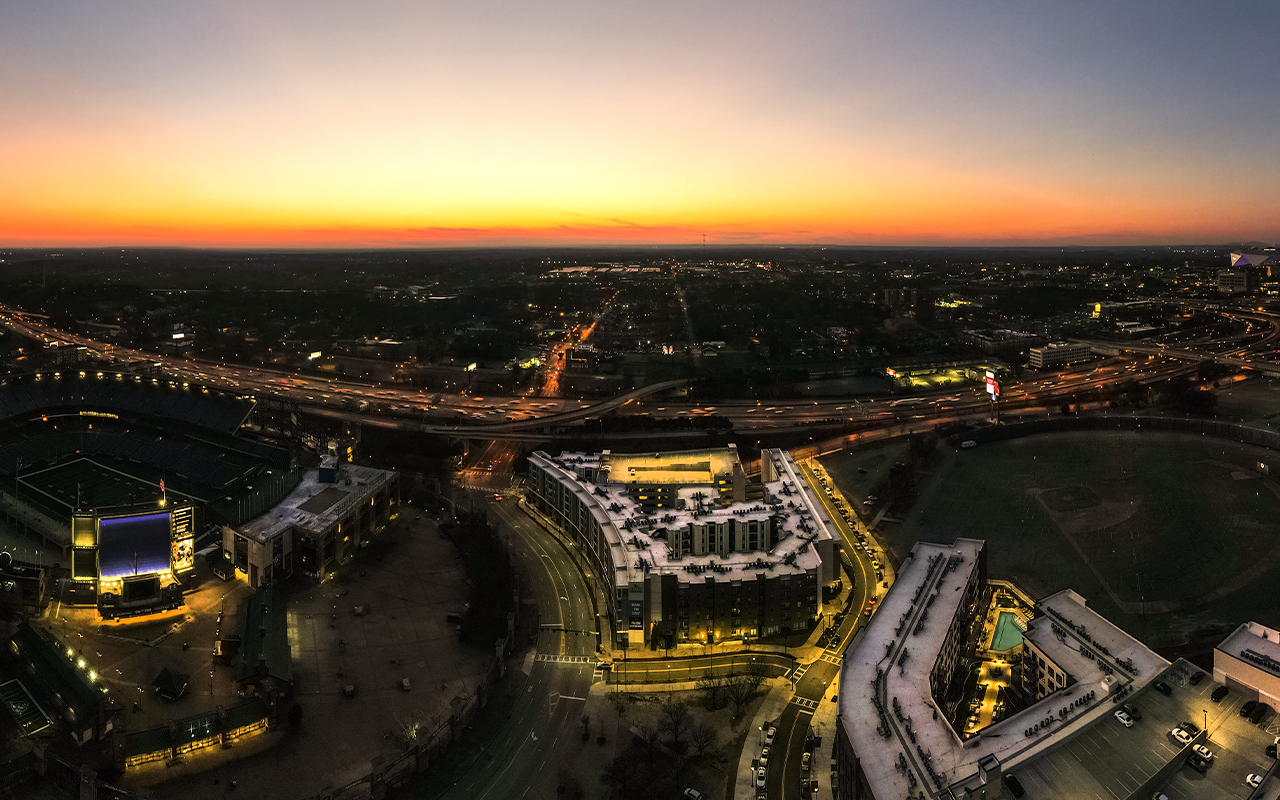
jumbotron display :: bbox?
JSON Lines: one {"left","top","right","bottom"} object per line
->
{"left": 97, "top": 512, "right": 174, "bottom": 580}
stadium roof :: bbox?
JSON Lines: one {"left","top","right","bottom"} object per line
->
{"left": 0, "top": 373, "right": 254, "bottom": 436}
{"left": 1231, "top": 251, "right": 1275, "bottom": 267}
{"left": 8, "top": 622, "right": 110, "bottom": 728}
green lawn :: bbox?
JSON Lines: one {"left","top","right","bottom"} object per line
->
{"left": 823, "top": 431, "right": 1280, "bottom": 653}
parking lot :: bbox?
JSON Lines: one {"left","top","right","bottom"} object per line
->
{"left": 1010, "top": 663, "right": 1279, "bottom": 799}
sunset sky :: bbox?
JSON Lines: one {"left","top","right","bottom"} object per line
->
{"left": 2, "top": 1, "right": 1277, "bottom": 247}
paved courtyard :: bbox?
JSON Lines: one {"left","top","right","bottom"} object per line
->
{"left": 44, "top": 504, "right": 497, "bottom": 798}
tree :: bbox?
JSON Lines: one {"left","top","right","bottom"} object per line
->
{"left": 660, "top": 700, "right": 693, "bottom": 746}
{"left": 689, "top": 722, "right": 717, "bottom": 756}
{"left": 696, "top": 674, "right": 728, "bottom": 710}
{"left": 637, "top": 724, "right": 660, "bottom": 764}
{"left": 601, "top": 752, "right": 645, "bottom": 800}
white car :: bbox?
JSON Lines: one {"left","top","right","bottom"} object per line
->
{"left": 683, "top": 790, "right": 704, "bottom": 800}
{"left": 1192, "top": 744, "right": 1213, "bottom": 761}
{"left": 765, "top": 726, "right": 776, "bottom": 745}
{"left": 1247, "top": 773, "right": 1263, "bottom": 788}
{"left": 756, "top": 768, "right": 767, "bottom": 788}
{"left": 1114, "top": 710, "right": 1134, "bottom": 728}
{"left": 1170, "top": 728, "right": 1192, "bottom": 745}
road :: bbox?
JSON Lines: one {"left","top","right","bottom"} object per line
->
{"left": 758, "top": 461, "right": 888, "bottom": 800}
{"left": 6, "top": 301, "right": 1280, "bottom": 442}
{"left": 608, "top": 652, "right": 792, "bottom": 684}
{"left": 425, "top": 493, "right": 603, "bottom": 800}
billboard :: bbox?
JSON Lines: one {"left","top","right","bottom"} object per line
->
{"left": 98, "top": 512, "right": 172, "bottom": 580}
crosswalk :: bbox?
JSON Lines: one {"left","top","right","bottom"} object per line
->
{"left": 792, "top": 696, "right": 820, "bottom": 712}
{"left": 790, "top": 664, "right": 810, "bottom": 684}
{"left": 818, "top": 651, "right": 843, "bottom": 665}
{"left": 535, "top": 654, "right": 595, "bottom": 664}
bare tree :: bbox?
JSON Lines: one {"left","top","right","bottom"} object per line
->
{"left": 660, "top": 700, "right": 693, "bottom": 746}
{"left": 601, "top": 751, "right": 645, "bottom": 800}
{"left": 696, "top": 674, "right": 728, "bottom": 710}
{"left": 724, "top": 662, "right": 769, "bottom": 714}
{"left": 637, "top": 723, "right": 661, "bottom": 764}
{"left": 689, "top": 722, "right": 718, "bottom": 756}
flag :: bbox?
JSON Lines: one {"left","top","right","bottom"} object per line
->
{"left": 159, "top": 478, "right": 165, "bottom": 493}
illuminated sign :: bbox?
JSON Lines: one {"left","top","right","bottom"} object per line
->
{"left": 308, "top": 351, "right": 322, "bottom": 360}
{"left": 171, "top": 332, "right": 185, "bottom": 340}
{"left": 985, "top": 370, "right": 1000, "bottom": 397}
{"left": 170, "top": 505, "right": 195, "bottom": 573}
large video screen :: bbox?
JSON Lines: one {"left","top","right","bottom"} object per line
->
{"left": 98, "top": 512, "right": 171, "bottom": 580}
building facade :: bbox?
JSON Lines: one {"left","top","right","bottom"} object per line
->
{"left": 835, "top": 545, "right": 1168, "bottom": 800}
{"left": 1028, "top": 341, "right": 1092, "bottom": 369}
{"left": 1214, "top": 621, "right": 1280, "bottom": 713}
{"left": 223, "top": 461, "right": 399, "bottom": 589}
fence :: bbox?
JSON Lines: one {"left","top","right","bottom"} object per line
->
{"left": 955, "top": 414, "right": 1280, "bottom": 453}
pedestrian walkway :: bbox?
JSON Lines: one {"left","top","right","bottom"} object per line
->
{"left": 736, "top": 677, "right": 797, "bottom": 800}
{"left": 535, "top": 654, "right": 597, "bottom": 664}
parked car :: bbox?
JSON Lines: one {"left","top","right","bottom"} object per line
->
{"left": 1241, "top": 700, "right": 1258, "bottom": 718}
{"left": 1211, "top": 685, "right": 1229, "bottom": 702}
{"left": 1122, "top": 702, "right": 1143, "bottom": 720}
{"left": 1189, "top": 671, "right": 1205, "bottom": 686}
{"left": 1152, "top": 680, "right": 1172, "bottom": 696}
{"left": 1180, "top": 720, "right": 1200, "bottom": 736}
{"left": 1170, "top": 728, "right": 1192, "bottom": 745}
{"left": 1186, "top": 754, "right": 1209, "bottom": 774}
{"left": 802, "top": 753, "right": 811, "bottom": 771}
{"left": 765, "top": 726, "right": 776, "bottom": 745}
{"left": 1003, "top": 774, "right": 1025, "bottom": 798}
{"left": 1192, "top": 744, "right": 1214, "bottom": 761}
{"left": 1114, "top": 710, "right": 1134, "bottom": 728}
{"left": 683, "top": 789, "right": 704, "bottom": 800}
{"left": 1251, "top": 703, "right": 1270, "bottom": 724}
{"left": 756, "top": 768, "right": 767, "bottom": 788}
{"left": 1247, "top": 773, "right": 1264, "bottom": 788}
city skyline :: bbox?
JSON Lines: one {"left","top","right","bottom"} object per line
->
{"left": 3, "top": 1, "right": 1279, "bottom": 248}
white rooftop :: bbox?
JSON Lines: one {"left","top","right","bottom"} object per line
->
{"left": 1217, "top": 621, "right": 1280, "bottom": 678}
{"left": 1022, "top": 589, "right": 1168, "bottom": 699}
{"left": 533, "top": 448, "right": 831, "bottom": 589}
{"left": 837, "top": 543, "right": 1169, "bottom": 798}
{"left": 239, "top": 463, "right": 396, "bottom": 543}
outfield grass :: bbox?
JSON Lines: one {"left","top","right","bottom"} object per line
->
{"left": 823, "top": 431, "right": 1280, "bottom": 652}
{"left": 20, "top": 457, "right": 171, "bottom": 513}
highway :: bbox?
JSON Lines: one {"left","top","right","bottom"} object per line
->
{"left": 7, "top": 302, "right": 1280, "bottom": 442}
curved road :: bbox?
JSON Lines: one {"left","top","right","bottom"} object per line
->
{"left": 422, "top": 493, "right": 602, "bottom": 800}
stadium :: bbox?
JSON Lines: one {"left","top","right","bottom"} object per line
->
{"left": 0, "top": 369, "right": 301, "bottom": 619}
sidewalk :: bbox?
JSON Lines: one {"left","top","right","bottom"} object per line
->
{"left": 735, "top": 677, "right": 797, "bottom": 800}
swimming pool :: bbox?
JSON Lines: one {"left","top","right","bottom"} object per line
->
{"left": 991, "top": 610, "right": 1024, "bottom": 651}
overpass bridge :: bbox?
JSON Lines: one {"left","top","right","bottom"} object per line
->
{"left": 1075, "top": 340, "right": 1280, "bottom": 377}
